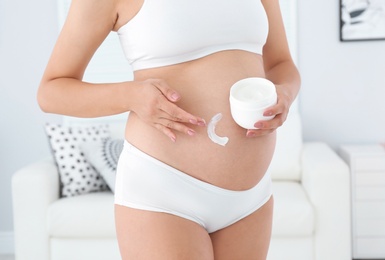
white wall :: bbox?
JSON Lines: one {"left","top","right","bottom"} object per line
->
{"left": 1, "top": 0, "right": 385, "bottom": 250}
{"left": 298, "top": 0, "right": 385, "bottom": 147}
{"left": 0, "top": 0, "right": 61, "bottom": 243}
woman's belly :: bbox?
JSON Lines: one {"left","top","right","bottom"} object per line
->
{"left": 125, "top": 50, "right": 276, "bottom": 190}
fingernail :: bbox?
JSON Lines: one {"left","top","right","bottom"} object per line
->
{"left": 198, "top": 119, "right": 206, "bottom": 126}
{"left": 187, "top": 129, "right": 195, "bottom": 136}
{"left": 254, "top": 122, "right": 263, "bottom": 129}
{"left": 190, "top": 118, "right": 206, "bottom": 126}
{"left": 171, "top": 93, "right": 180, "bottom": 101}
{"left": 264, "top": 111, "right": 273, "bottom": 116}
{"left": 246, "top": 131, "right": 256, "bottom": 137}
{"left": 170, "top": 135, "right": 176, "bottom": 142}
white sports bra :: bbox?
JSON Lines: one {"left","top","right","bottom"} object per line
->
{"left": 117, "top": 0, "right": 269, "bottom": 71}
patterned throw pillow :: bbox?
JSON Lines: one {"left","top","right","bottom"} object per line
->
{"left": 45, "top": 123, "right": 110, "bottom": 197}
{"left": 80, "top": 138, "right": 124, "bottom": 192}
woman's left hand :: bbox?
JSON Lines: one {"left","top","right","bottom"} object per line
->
{"left": 246, "top": 84, "right": 293, "bottom": 137}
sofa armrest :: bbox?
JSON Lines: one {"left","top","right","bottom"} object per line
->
{"left": 301, "top": 142, "right": 351, "bottom": 260}
{"left": 12, "top": 157, "right": 60, "bottom": 260}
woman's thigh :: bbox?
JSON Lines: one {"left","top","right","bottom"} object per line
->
{"left": 209, "top": 196, "right": 274, "bottom": 260}
{"left": 115, "top": 205, "right": 215, "bottom": 260}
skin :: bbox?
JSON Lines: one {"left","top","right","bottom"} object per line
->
{"left": 38, "top": 0, "right": 300, "bottom": 259}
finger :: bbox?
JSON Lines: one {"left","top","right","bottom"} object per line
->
{"left": 246, "top": 129, "right": 276, "bottom": 137}
{"left": 154, "top": 123, "right": 177, "bottom": 142}
{"left": 254, "top": 114, "right": 286, "bottom": 130}
{"left": 263, "top": 102, "right": 283, "bottom": 117}
{"left": 153, "top": 80, "right": 181, "bottom": 102}
{"left": 158, "top": 117, "right": 196, "bottom": 136}
{"left": 158, "top": 97, "right": 206, "bottom": 126}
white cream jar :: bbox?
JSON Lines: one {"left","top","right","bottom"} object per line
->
{"left": 229, "top": 77, "right": 277, "bottom": 129}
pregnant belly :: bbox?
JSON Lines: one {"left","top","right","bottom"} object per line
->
{"left": 125, "top": 51, "right": 276, "bottom": 190}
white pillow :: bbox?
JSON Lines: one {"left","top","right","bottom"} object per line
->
{"left": 80, "top": 138, "right": 124, "bottom": 192}
{"left": 45, "top": 123, "right": 110, "bottom": 197}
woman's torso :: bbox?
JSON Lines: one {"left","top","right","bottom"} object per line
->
{"left": 115, "top": 0, "right": 276, "bottom": 191}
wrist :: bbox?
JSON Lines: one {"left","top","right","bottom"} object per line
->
{"left": 276, "top": 83, "right": 298, "bottom": 106}
{"left": 116, "top": 80, "right": 142, "bottom": 113}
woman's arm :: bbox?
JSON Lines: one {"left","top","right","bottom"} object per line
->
{"left": 37, "top": 0, "right": 128, "bottom": 117}
{"left": 37, "top": 0, "right": 205, "bottom": 141}
{"left": 247, "top": 0, "right": 301, "bottom": 136}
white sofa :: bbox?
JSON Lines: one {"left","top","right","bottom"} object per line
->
{"left": 12, "top": 103, "right": 352, "bottom": 260}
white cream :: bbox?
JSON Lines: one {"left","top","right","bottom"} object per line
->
{"left": 207, "top": 113, "right": 229, "bottom": 146}
{"left": 234, "top": 85, "right": 270, "bottom": 103}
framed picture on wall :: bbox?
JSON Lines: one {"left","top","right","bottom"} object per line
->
{"left": 340, "top": 0, "right": 385, "bottom": 41}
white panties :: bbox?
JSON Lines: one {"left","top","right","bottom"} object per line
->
{"left": 114, "top": 140, "right": 272, "bottom": 233}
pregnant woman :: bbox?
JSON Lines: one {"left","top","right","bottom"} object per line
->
{"left": 37, "top": 0, "right": 300, "bottom": 259}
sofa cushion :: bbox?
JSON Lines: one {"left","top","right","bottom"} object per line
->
{"left": 272, "top": 181, "right": 315, "bottom": 236}
{"left": 47, "top": 192, "right": 116, "bottom": 238}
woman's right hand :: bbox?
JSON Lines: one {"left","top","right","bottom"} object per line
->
{"left": 131, "top": 79, "right": 206, "bottom": 142}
